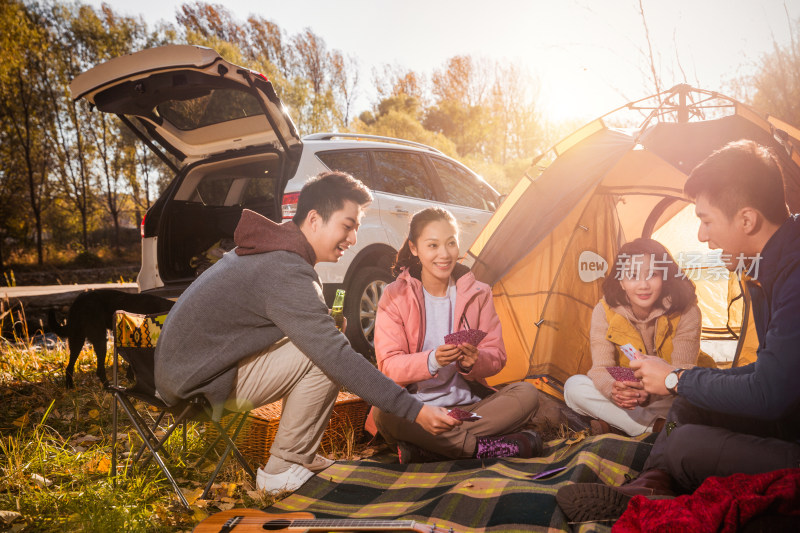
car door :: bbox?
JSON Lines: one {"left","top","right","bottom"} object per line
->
{"left": 313, "top": 149, "right": 389, "bottom": 284}
{"left": 369, "top": 149, "right": 441, "bottom": 251}
{"left": 427, "top": 155, "right": 499, "bottom": 253}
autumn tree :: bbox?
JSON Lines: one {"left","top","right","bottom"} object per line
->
{"left": 0, "top": 0, "right": 55, "bottom": 265}
{"left": 747, "top": 16, "right": 800, "bottom": 127}
{"left": 372, "top": 64, "right": 426, "bottom": 104}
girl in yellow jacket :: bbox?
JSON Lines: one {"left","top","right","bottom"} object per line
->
{"left": 564, "top": 238, "right": 702, "bottom": 436}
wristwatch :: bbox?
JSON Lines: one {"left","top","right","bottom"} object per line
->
{"left": 664, "top": 369, "right": 684, "bottom": 394}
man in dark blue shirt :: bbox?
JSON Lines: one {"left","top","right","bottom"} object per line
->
{"left": 558, "top": 139, "right": 800, "bottom": 522}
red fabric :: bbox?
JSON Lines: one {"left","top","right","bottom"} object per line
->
{"left": 234, "top": 210, "right": 315, "bottom": 264}
{"left": 612, "top": 469, "right": 800, "bottom": 533}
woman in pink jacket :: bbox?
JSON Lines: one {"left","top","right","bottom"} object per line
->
{"left": 372, "top": 207, "right": 542, "bottom": 463}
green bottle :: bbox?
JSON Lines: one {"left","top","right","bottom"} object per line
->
{"left": 331, "top": 289, "right": 346, "bottom": 331}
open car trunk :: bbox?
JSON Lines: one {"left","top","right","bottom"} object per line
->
{"left": 70, "top": 45, "right": 302, "bottom": 293}
{"left": 156, "top": 152, "right": 286, "bottom": 283}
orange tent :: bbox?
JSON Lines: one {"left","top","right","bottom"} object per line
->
{"left": 467, "top": 85, "right": 800, "bottom": 397}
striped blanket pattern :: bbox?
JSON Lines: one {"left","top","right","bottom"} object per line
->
{"left": 268, "top": 434, "right": 653, "bottom": 532}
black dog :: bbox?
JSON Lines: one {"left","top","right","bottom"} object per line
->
{"left": 48, "top": 289, "right": 175, "bottom": 388}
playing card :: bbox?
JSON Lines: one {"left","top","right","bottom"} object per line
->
{"left": 529, "top": 466, "right": 568, "bottom": 480}
{"left": 447, "top": 408, "right": 482, "bottom": 421}
{"left": 619, "top": 343, "right": 641, "bottom": 361}
{"left": 444, "top": 328, "right": 488, "bottom": 347}
{"left": 606, "top": 366, "right": 640, "bottom": 382}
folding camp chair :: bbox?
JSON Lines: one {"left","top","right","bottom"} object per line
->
{"left": 108, "top": 310, "right": 256, "bottom": 508}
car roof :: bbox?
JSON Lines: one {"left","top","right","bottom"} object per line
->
{"left": 300, "top": 136, "right": 500, "bottom": 194}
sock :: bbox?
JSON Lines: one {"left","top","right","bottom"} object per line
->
{"left": 263, "top": 455, "right": 294, "bottom": 475}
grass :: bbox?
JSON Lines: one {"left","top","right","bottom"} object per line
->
{"left": 0, "top": 318, "right": 373, "bottom": 532}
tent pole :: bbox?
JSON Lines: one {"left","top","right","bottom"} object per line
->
{"left": 678, "top": 85, "right": 689, "bottom": 124}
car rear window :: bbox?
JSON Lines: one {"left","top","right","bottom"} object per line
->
{"left": 157, "top": 88, "right": 264, "bottom": 131}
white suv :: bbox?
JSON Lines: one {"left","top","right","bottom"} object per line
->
{"left": 70, "top": 45, "right": 500, "bottom": 356}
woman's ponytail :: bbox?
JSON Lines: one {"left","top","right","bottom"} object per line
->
{"left": 393, "top": 239, "right": 420, "bottom": 277}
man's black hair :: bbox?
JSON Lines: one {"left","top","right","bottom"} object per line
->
{"left": 684, "top": 139, "right": 789, "bottom": 225}
{"left": 292, "top": 171, "right": 372, "bottom": 225}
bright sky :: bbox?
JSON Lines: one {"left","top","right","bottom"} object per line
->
{"left": 88, "top": 0, "right": 800, "bottom": 123}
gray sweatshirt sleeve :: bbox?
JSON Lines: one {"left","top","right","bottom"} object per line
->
{"left": 263, "top": 254, "right": 423, "bottom": 422}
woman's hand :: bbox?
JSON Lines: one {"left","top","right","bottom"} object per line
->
{"left": 414, "top": 405, "right": 461, "bottom": 435}
{"left": 456, "top": 342, "right": 478, "bottom": 372}
{"left": 610, "top": 380, "right": 647, "bottom": 410}
{"left": 435, "top": 344, "right": 461, "bottom": 367}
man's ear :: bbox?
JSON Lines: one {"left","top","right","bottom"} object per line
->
{"left": 738, "top": 207, "right": 762, "bottom": 235}
{"left": 304, "top": 209, "right": 321, "bottom": 232}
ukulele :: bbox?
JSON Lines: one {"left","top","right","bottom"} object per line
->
{"left": 192, "top": 509, "right": 455, "bottom": 532}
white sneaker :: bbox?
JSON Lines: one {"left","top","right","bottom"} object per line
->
{"left": 303, "top": 454, "right": 335, "bottom": 473}
{"left": 256, "top": 464, "right": 314, "bottom": 492}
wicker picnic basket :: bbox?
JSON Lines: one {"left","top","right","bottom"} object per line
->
{"left": 204, "top": 391, "right": 369, "bottom": 466}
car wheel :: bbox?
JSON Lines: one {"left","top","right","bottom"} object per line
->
{"left": 344, "top": 266, "right": 395, "bottom": 362}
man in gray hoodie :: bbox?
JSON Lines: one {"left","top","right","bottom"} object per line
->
{"left": 155, "top": 171, "right": 460, "bottom": 492}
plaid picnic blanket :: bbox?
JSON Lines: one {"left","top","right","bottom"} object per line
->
{"left": 268, "top": 434, "right": 654, "bottom": 532}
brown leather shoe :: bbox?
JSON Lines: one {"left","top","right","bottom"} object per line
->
{"left": 589, "top": 419, "right": 611, "bottom": 435}
{"left": 652, "top": 418, "right": 666, "bottom": 433}
{"left": 589, "top": 419, "right": 626, "bottom": 436}
{"left": 556, "top": 469, "right": 675, "bottom": 522}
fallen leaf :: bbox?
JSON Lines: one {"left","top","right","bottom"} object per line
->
{"left": 12, "top": 414, "right": 29, "bottom": 428}
{"left": 84, "top": 457, "right": 111, "bottom": 474}
{"left": 31, "top": 474, "right": 52, "bottom": 488}
{"left": 190, "top": 506, "right": 208, "bottom": 523}
{"left": 88, "top": 409, "right": 100, "bottom": 419}
{"left": 0, "top": 511, "right": 22, "bottom": 524}
{"left": 565, "top": 432, "right": 586, "bottom": 446}
{"left": 180, "top": 487, "right": 205, "bottom": 506}
{"left": 193, "top": 499, "right": 209, "bottom": 509}
{"left": 246, "top": 490, "right": 261, "bottom": 500}
{"left": 224, "top": 483, "right": 237, "bottom": 498}
{"left": 216, "top": 501, "right": 235, "bottom": 512}
{"left": 73, "top": 434, "right": 101, "bottom": 445}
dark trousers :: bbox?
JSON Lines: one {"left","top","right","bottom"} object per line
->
{"left": 644, "top": 396, "right": 800, "bottom": 492}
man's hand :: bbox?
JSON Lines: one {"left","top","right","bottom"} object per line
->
{"left": 630, "top": 355, "right": 673, "bottom": 395}
{"left": 414, "top": 405, "right": 461, "bottom": 435}
{"left": 457, "top": 342, "right": 478, "bottom": 372}
{"left": 435, "top": 344, "right": 461, "bottom": 367}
